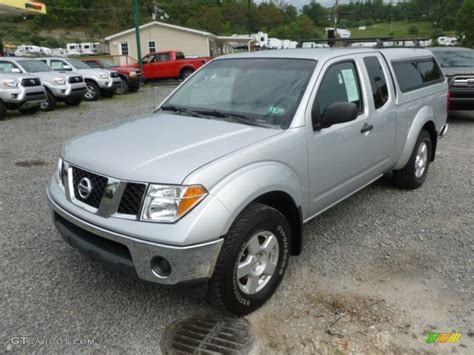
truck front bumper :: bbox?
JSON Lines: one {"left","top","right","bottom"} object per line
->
{"left": 449, "top": 87, "right": 474, "bottom": 110}
{"left": 47, "top": 190, "right": 223, "bottom": 285}
{"left": 49, "top": 83, "right": 87, "bottom": 99}
{"left": 3, "top": 87, "right": 45, "bottom": 108}
{"left": 97, "top": 78, "right": 122, "bottom": 92}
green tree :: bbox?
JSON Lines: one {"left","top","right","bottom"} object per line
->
{"left": 457, "top": 0, "right": 474, "bottom": 47}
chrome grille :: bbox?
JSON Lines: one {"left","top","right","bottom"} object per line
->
{"left": 21, "top": 78, "right": 41, "bottom": 87}
{"left": 452, "top": 76, "right": 474, "bottom": 87}
{"left": 110, "top": 72, "right": 120, "bottom": 78}
{"left": 72, "top": 167, "right": 108, "bottom": 208}
{"left": 68, "top": 76, "right": 84, "bottom": 84}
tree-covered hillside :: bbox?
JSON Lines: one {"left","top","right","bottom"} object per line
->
{"left": 0, "top": 0, "right": 467, "bottom": 47}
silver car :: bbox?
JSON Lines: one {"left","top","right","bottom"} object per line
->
{"left": 0, "top": 58, "right": 86, "bottom": 111}
{"left": 0, "top": 72, "right": 45, "bottom": 118}
{"left": 47, "top": 48, "right": 448, "bottom": 315}
{"left": 39, "top": 57, "right": 122, "bottom": 101}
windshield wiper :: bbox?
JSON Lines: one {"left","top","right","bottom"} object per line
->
{"left": 160, "top": 105, "right": 209, "bottom": 118}
{"left": 193, "top": 109, "right": 267, "bottom": 128}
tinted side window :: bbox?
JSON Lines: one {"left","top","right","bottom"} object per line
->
{"left": 51, "top": 60, "right": 66, "bottom": 70}
{"left": 85, "top": 61, "right": 101, "bottom": 68}
{"left": 392, "top": 61, "right": 424, "bottom": 92}
{"left": 418, "top": 59, "right": 443, "bottom": 83}
{"left": 176, "top": 52, "right": 185, "bottom": 60}
{"left": 393, "top": 58, "right": 444, "bottom": 93}
{"left": 0, "top": 61, "right": 19, "bottom": 73}
{"left": 316, "top": 61, "right": 363, "bottom": 116}
{"left": 364, "top": 57, "right": 389, "bottom": 109}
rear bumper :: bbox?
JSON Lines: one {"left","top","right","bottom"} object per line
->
{"left": 47, "top": 190, "right": 223, "bottom": 285}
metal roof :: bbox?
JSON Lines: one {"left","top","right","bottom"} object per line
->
{"left": 105, "top": 21, "right": 216, "bottom": 41}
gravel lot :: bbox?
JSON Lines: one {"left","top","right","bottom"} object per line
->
{"left": 1, "top": 85, "right": 473, "bottom": 354}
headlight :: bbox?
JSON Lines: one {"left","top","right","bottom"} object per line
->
{"left": 129, "top": 71, "right": 137, "bottom": 77}
{"left": 141, "top": 184, "right": 208, "bottom": 223}
{"left": 100, "top": 73, "right": 110, "bottom": 79}
{"left": 3, "top": 79, "right": 19, "bottom": 88}
{"left": 54, "top": 77, "right": 67, "bottom": 85}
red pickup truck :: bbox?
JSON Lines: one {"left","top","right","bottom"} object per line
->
{"left": 137, "top": 50, "right": 210, "bottom": 81}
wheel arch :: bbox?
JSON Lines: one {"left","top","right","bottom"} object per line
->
{"left": 252, "top": 191, "right": 303, "bottom": 256}
{"left": 179, "top": 66, "right": 195, "bottom": 75}
{"left": 394, "top": 106, "right": 438, "bottom": 170}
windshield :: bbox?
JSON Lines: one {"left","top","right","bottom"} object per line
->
{"left": 434, "top": 51, "right": 474, "bottom": 68}
{"left": 67, "top": 58, "right": 93, "bottom": 69}
{"left": 100, "top": 59, "right": 118, "bottom": 68}
{"left": 18, "top": 60, "right": 52, "bottom": 73}
{"left": 164, "top": 58, "right": 316, "bottom": 128}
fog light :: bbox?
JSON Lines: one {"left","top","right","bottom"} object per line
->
{"left": 151, "top": 256, "right": 171, "bottom": 278}
{"left": 60, "top": 89, "right": 66, "bottom": 94}
{"left": 11, "top": 94, "right": 18, "bottom": 99}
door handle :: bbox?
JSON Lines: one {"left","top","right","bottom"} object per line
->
{"left": 361, "top": 123, "right": 374, "bottom": 134}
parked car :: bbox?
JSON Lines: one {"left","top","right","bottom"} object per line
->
{"left": 137, "top": 50, "right": 210, "bottom": 81}
{"left": 0, "top": 58, "right": 86, "bottom": 111}
{"left": 39, "top": 57, "right": 121, "bottom": 101}
{"left": 0, "top": 72, "right": 45, "bottom": 118}
{"left": 47, "top": 48, "right": 448, "bottom": 315}
{"left": 82, "top": 58, "right": 142, "bottom": 94}
{"left": 431, "top": 47, "right": 474, "bottom": 110}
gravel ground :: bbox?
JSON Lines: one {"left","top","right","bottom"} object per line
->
{"left": 1, "top": 85, "right": 473, "bottom": 354}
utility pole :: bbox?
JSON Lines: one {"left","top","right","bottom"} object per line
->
{"left": 133, "top": 0, "right": 142, "bottom": 68}
{"left": 334, "top": 0, "right": 339, "bottom": 36}
{"left": 248, "top": 0, "right": 251, "bottom": 36}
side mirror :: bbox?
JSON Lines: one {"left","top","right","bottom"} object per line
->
{"left": 313, "top": 102, "right": 359, "bottom": 130}
{"left": 11, "top": 68, "right": 21, "bottom": 73}
{"left": 63, "top": 65, "right": 72, "bottom": 71}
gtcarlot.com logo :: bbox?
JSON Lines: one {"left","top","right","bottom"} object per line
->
{"left": 10, "top": 336, "right": 96, "bottom": 346}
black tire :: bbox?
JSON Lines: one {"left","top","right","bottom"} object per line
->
{"left": 0, "top": 101, "right": 7, "bottom": 120}
{"left": 180, "top": 69, "right": 194, "bottom": 81}
{"left": 393, "top": 129, "right": 432, "bottom": 189}
{"left": 116, "top": 78, "right": 129, "bottom": 95}
{"left": 19, "top": 105, "right": 40, "bottom": 115}
{"left": 65, "top": 98, "right": 83, "bottom": 106}
{"left": 40, "top": 89, "right": 57, "bottom": 111}
{"left": 209, "top": 202, "right": 291, "bottom": 316}
{"left": 84, "top": 81, "right": 100, "bottom": 101}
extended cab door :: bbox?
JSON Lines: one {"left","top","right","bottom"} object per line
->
{"left": 306, "top": 54, "right": 396, "bottom": 216}
{"left": 142, "top": 52, "right": 174, "bottom": 79}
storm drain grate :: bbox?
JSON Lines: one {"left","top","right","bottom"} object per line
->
{"left": 161, "top": 313, "right": 254, "bottom": 354}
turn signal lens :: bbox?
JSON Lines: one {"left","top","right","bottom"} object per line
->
{"left": 176, "top": 185, "right": 207, "bottom": 218}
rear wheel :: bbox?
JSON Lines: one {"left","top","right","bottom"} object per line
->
{"left": 180, "top": 69, "right": 194, "bottom": 81}
{"left": 40, "top": 90, "right": 57, "bottom": 111}
{"left": 393, "top": 129, "right": 432, "bottom": 189}
{"left": 208, "top": 203, "right": 291, "bottom": 316}
{"left": 84, "top": 81, "right": 100, "bottom": 101}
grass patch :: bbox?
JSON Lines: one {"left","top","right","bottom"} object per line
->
{"left": 348, "top": 21, "right": 454, "bottom": 39}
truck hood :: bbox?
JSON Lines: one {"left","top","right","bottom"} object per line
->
{"left": 26, "top": 71, "right": 70, "bottom": 80}
{"left": 77, "top": 68, "right": 113, "bottom": 77}
{"left": 62, "top": 113, "right": 282, "bottom": 183}
{"left": 441, "top": 67, "right": 474, "bottom": 76}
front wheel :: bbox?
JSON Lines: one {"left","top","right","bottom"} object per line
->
{"left": 40, "top": 90, "right": 57, "bottom": 111}
{"left": 84, "top": 81, "right": 100, "bottom": 101}
{"left": 208, "top": 203, "right": 291, "bottom": 316}
{"left": 115, "top": 79, "right": 129, "bottom": 95}
{"left": 393, "top": 129, "right": 432, "bottom": 189}
{"left": 0, "top": 101, "right": 7, "bottom": 120}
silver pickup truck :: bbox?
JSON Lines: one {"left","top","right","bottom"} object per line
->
{"left": 0, "top": 72, "right": 45, "bottom": 119}
{"left": 47, "top": 48, "right": 448, "bottom": 315}
{"left": 39, "top": 57, "right": 122, "bottom": 101}
{"left": 0, "top": 58, "right": 86, "bottom": 111}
